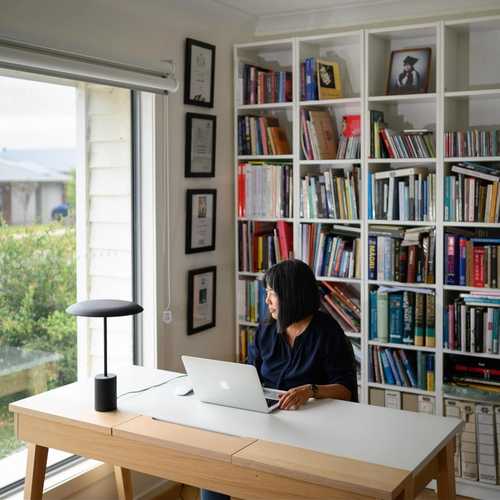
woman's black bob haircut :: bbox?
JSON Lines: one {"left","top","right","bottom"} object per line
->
{"left": 264, "top": 259, "right": 319, "bottom": 333}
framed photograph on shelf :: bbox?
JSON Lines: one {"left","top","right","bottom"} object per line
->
{"left": 184, "top": 38, "right": 215, "bottom": 107}
{"left": 316, "top": 60, "right": 342, "bottom": 99}
{"left": 186, "top": 189, "right": 216, "bottom": 254}
{"left": 386, "top": 47, "right": 431, "bottom": 95}
{"left": 185, "top": 113, "right": 216, "bottom": 177}
{"left": 187, "top": 266, "right": 216, "bottom": 335}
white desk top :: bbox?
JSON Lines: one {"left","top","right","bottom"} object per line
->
{"left": 118, "top": 372, "right": 462, "bottom": 473}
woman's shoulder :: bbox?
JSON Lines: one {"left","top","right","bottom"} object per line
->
{"left": 314, "top": 310, "right": 344, "bottom": 334}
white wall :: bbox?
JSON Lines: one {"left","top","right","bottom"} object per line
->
{"left": 0, "top": 0, "right": 256, "bottom": 371}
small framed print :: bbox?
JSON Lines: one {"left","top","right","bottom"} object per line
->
{"left": 187, "top": 266, "right": 216, "bottom": 335}
{"left": 386, "top": 47, "right": 432, "bottom": 95}
{"left": 317, "top": 60, "right": 342, "bottom": 100}
{"left": 185, "top": 113, "right": 216, "bottom": 177}
{"left": 184, "top": 38, "right": 215, "bottom": 108}
{"left": 186, "top": 189, "right": 216, "bottom": 254}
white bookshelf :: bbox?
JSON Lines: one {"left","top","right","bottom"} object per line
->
{"left": 234, "top": 16, "right": 500, "bottom": 498}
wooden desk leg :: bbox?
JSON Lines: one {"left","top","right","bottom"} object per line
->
{"left": 25, "top": 443, "right": 48, "bottom": 500}
{"left": 437, "top": 441, "right": 456, "bottom": 500}
{"left": 114, "top": 466, "right": 133, "bottom": 500}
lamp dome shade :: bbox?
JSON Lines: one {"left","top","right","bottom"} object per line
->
{"left": 66, "top": 299, "right": 143, "bottom": 318}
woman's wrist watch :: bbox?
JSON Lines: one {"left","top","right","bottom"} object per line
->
{"left": 310, "top": 383, "right": 319, "bottom": 398}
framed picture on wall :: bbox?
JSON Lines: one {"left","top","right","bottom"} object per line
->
{"left": 386, "top": 47, "right": 431, "bottom": 95}
{"left": 184, "top": 38, "right": 216, "bottom": 107}
{"left": 185, "top": 189, "right": 216, "bottom": 254}
{"left": 187, "top": 266, "right": 216, "bottom": 335}
{"left": 185, "top": 112, "right": 216, "bottom": 177}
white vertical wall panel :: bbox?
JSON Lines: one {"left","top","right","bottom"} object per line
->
{"left": 89, "top": 196, "right": 131, "bottom": 223}
{"left": 89, "top": 167, "right": 130, "bottom": 196}
{"left": 88, "top": 142, "right": 130, "bottom": 168}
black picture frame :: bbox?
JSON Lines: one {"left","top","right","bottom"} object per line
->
{"left": 185, "top": 189, "right": 216, "bottom": 254}
{"left": 386, "top": 47, "right": 432, "bottom": 95}
{"left": 185, "top": 112, "right": 216, "bottom": 177}
{"left": 184, "top": 38, "right": 216, "bottom": 108}
{"left": 187, "top": 266, "right": 216, "bottom": 335}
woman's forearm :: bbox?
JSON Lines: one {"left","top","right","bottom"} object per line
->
{"left": 314, "top": 383, "right": 352, "bottom": 401}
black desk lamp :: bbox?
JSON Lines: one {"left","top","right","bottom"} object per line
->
{"left": 66, "top": 299, "right": 143, "bottom": 412}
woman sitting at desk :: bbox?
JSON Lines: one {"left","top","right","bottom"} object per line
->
{"left": 201, "top": 259, "right": 357, "bottom": 500}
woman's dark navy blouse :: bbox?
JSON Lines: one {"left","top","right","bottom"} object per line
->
{"left": 248, "top": 310, "right": 358, "bottom": 402}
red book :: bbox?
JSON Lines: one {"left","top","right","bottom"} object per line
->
{"left": 276, "top": 221, "right": 293, "bottom": 260}
{"left": 342, "top": 115, "right": 361, "bottom": 137}
{"left": 407, "top": 246, "right": 417, "bottom": 283}
{"left": 238, "top": 163, "right": 246, "bottom": 217}
{"left": 473, "top": 246, "right": 486, "bottom": 287}
{"left": 380, "top": 128, "right": 396, "bottom": 158}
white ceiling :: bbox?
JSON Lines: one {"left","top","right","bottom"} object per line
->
{"left": 211, "top": 0, "right": 391, "bottom": 18}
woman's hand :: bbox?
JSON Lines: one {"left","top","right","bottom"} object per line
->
{"left": 278, "top": 384, "right": 312, "bottom": 410}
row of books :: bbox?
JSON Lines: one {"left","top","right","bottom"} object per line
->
{"left": 369, "top": 287, "right": 435, "bottom": 347}
{"left": 444, "top": 162, "right": 500, "bottom": 222}
{"left": 444, "top": 293, "right": 500, "bottom": 354}
{"left": 299, "top": 169, "right": 360, "bottom": 220}
{"left": 444, "top": 129, "right": 499, "bottom": 158}
{"left": 237, "top": 162, "right": 292, "bottom": 218}
{"left": 237, "top": 62, "right": 292, "bottom": 105}
{"left": 237, "top": 279, "right": 266, "bottom": 324}
{"left": 301, "top": 224, "right": 361, "bottom": 279}
{"left": 237, "top": 115, "right": 291, "bottom": 156}
{"left": 238, "top": 221, "right": 293, "bottom": 272}
{"left": 368, "top": 167, "right": 436, "bottom": 222}
{"left": 369, "top": 346, "right": 435, "bottom": 391}
{"left": 370, "top": 388, "right": 435, "bottom": 414}
{"left": 444, "top": 400, "right": 500, "bottom": 484}
{"left": 368, "top": 226, "right": 436, "bottom": 284}
{"left": 239, "top": 326, "right": 256, "bottom": 363}
{"left": 319, "top": 281, "right": 361, "bottom": 334}
{"left": 445, "top": 234, "right": 500, "bottom": 288}
{"left": 300, "top": 108, "right": 337, "bottom": 160}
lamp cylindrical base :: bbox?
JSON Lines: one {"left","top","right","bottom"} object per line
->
{"left": 95, "top": 373, "right": 117, "bottom": 412}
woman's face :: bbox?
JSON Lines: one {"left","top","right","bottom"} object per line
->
{"left": 265, "top": 287, "right": 279, "bottom": 320}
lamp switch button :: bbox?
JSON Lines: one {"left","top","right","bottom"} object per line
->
{"left": 162, "top": 310, "right": 173, "bottom": 323}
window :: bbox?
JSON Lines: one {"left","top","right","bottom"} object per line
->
{"left": 0, "top": 71, "right": 135, "bottom": 493}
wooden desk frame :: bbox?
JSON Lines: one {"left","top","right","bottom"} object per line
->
{"left": 13, "top": 411, "right": 457, "bottom": 500}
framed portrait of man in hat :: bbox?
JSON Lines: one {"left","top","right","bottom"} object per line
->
{"left": 386, "top": 47, "right": 432, "bottom": 95}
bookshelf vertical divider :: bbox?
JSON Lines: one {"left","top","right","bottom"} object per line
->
{"left": 235, "top": 15, "right": 500, "bottom": 498}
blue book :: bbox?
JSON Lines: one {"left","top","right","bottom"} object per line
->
{"left": 458, "top": 237, "right": 467, "bottom": 286}
{"left": 321, "top": 235, "right": 333, "bottom": 276}
{"left": 392, "top": 350, "right": 409, "bottom": 387}
{"left": 443, "top": 312, "right": 449, "bottom": 349}
{"left": 369, "top": 290, "right": 378, "bottom": 340}
{"left": 402, "top": 291, "right": 414, "bottom": 345}
{"left": 258, "top": 281, "right": 267, "bottom": 322}
{"left": 380, "top": 350, "right": 395, "bottom": 385}
{"left": 385, "top": 350, "right": 402, "bottom": 386}
{"left": 417, "top": 352, "right": 426, "bottom": 390}
{"left": 470, "top": 238, "right": 500, "bottom": 244}
{"left": 493, "top": 309, "right": 499, "bottom": 354}
{"left": 389, "top": 292, "right": 403, "bottom": 343}
{"left": 444, "top": 176, "right": 450, "bottom": 221}
{"left": 398, "top": 350, "right": 417, "bottom": 387}
{"left": 368, "top": 236, "right": 377, "bottom": 280}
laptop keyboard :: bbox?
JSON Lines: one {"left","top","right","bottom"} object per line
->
{"left": 266, "top": 398, "right": 278, "bottom": 408}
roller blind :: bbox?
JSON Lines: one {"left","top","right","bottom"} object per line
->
{"left": 0, "top": 37, "right": 178, "bottom": 94}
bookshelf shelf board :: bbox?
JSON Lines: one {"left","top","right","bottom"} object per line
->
{"left": 444, "top": 392, "right": 500, "bottom": 407}
{"left": 301, "top": 218, "right": 361, "bottom": 224}
{"left": 369, "top": 341, "right": 436, "bottom": 353}
{"left": 300, "top": 159, "right": 361, "bottom": 165}
{"left": 443, "top": 221, "right": 500, "bottom": 228}
{"left": 455, "top": 478, "right": 500, "bottom": 495}
{"left": 368, "top": 158, "right": 436, "bottom": 164}
{"left": 300, "top": 97, "right": 361, "bottom": 106}
{"left": 443, "top": 285, "right": 500, "bottom": 292}
{"left": 368, "top": 93, "right": 437, "bottom": 103}
{"left": 443, "top": 349, "right": 500, "bottom": 360}
{"left": 239, "top": 320, "right": 259, "bottom": 327}
{"left": 368, "top": 220, "right": 436, "bottom": 226}
{"left": 238, "top": 155, "right": 293, "bottom": 161}
{"left": 316, "top": 276, "right": 362, "bottom": 284}
{"left": 444, "top": 156, "right": 500, "bottom": 163}
{"left": 367, "top": 382, "right": 435, "bottom": 396}
{"left": 238, "top": 271, "right": 264, "bottom": 278}
{"left": 237, "top": 102, "right": 293, "bottom": 111}
{"left": 445, "top": 89, "right": 500, "bottom": 100}
{"left": 368, "top": 280, "right": 436, "bottom": 289}
{"left": 238, "top": 217, "right": 294, "bottom": 222}
{"left": 346, "top": 332, "right": 362, "bottom": 339}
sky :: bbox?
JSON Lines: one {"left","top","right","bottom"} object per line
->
{"left": 0, "top": 74, "right": 76, "bottom": 150}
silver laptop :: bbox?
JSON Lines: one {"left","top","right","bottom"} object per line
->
{"left": 181, "top": 355, "right": 283, "bottom": 413}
